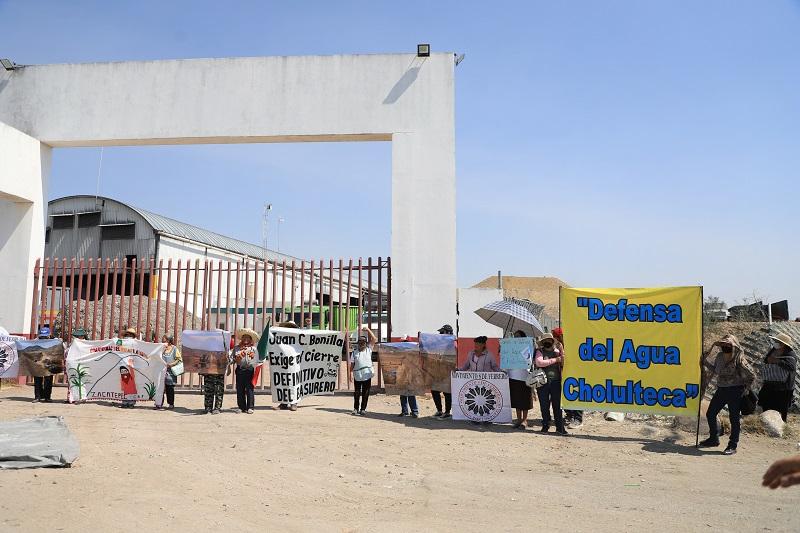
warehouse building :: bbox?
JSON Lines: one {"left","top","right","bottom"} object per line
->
{"left": 43, "top": 195, "right": 384, "bottom": 334}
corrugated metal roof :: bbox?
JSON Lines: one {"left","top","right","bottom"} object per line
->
{"left": 49, "top": 195, "right": 298, "bottom": 263}
{"left": 128, "top": 205, "right": 299, "bottom": 263}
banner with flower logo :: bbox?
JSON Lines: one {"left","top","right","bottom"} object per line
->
{"left": 66, "top": 338, "right": 167, "bottom": 405}
{"left": 0, "top": 333, "right": 24, "bottom": 378}
{"left": 451, "top": 371, "right": 512, "bottom": 423}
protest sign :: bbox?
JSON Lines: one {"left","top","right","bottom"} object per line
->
{"left": 451, "top": 371, "right": 512, "bottom": 423}
{"left": 267, "top": 327, "right": 344, "bottom": 404}
{"left": 0, "top": 334, "right": 23, "bottom": 378}
{"left": 181, "top": 330, "right": 232, "bottom": 374}
{"left": 500, "top": 337, "right": 534, "bottom": 370}
{"left": 66, "top": 338, "right": 167, "bottom": 404}
{"left": 419, "top": 332, "right": 457, "bottom": 393}
{"left": 378, "top": 342, "right": 426, "bottom": 395}
{"left": 15, "top": 339, "right": 65, "bottom": 377}
{"left": 560, "top": 287, "right": 702, "bottom": 416}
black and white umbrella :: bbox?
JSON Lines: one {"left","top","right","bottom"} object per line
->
{"left": 475, "top": 299, "right": 545, "bottom": 338}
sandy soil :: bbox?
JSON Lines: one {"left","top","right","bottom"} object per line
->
{"left": 1, "top": 385, "right": 798, "bottom": 533}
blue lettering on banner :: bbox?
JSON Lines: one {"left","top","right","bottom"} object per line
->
{"left": 576, "top": 298, "right": 683, "bottom": 323}
{"left": 617, "top": 339, "right": 681, "bottom": 369}
{"left": 563, "top": 377, "right": 699, "bottom": 408}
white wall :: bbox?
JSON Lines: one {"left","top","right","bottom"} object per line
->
{"left": 457, "top": 288, "right": 504, "bottom": 338}
{"left": 0, "top": 53, "right": 456, "bottom": 336}
{"left": 0, "top": 121, "right": 51, "bottom": 334}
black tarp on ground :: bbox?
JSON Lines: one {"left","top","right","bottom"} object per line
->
{"left": 0, "top": 416, "right": 79, "bottom": 469}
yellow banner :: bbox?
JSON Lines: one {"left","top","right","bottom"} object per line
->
{"left": 560, "top": 286, "right": 702, "bottom": 416}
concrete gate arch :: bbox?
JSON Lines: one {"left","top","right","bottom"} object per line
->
{"left": 0, "top": 53, "right": 456, "bottom": 336}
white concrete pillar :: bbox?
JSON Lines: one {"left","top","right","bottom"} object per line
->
{"left": 0, "top": 122, "right": 51, "bottom": 335}
{"left": 391, "top": 129, "right": 456, "bottom": 336}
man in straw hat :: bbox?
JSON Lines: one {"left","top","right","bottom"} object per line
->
{"left": 232, "top": 327, "right": 260, "bottom": 414}
{"left": 758, "top": 332, "right": 797, "bottom": 422}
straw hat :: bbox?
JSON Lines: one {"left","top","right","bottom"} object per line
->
{"left": 537, "top": 333, "right": 555, "bottom": 346}
{"left": 236, "top": 327, "right": 260, "bottom": 344}
{"left": 122, "top": 327, "right": 137, "bottom": 338}
{"left": 769, "top": 332, "right": 795, "bottom": 351}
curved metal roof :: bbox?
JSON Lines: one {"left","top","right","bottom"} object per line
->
{"left": 50, "top": 195, "right": 298, "bottom": 263}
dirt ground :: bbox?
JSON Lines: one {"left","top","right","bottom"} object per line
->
{"left": 1, "top": 385, "right": 798, "bottom": 533}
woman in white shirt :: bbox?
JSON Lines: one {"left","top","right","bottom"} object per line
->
{"left": 350, "top": 326, "right": 377, "bottom": 416}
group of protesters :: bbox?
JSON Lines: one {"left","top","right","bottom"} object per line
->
{"left": 26, "top": 321, "right": 799, "bottom": 456}
{"left": 386, "top": 324, "right": 798, "bottom": 452}
{"left": 390, "top": 324, "right": 573, "bottom": 434}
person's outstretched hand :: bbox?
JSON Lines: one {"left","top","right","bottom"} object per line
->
{"left": 763, "top": 454, "right": 800, "bottom": 489}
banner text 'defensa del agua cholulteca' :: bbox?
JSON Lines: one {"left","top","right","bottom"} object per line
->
{"left": 560, "top": 287, "right": 702, "bottom": 416}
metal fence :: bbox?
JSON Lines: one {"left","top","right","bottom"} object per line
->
{"left": 28, "top": 256, "right": 391, "bottom": 391}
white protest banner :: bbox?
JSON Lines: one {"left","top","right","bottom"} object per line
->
{"left": 500, "top": 337, "right": 534, "bottom": 370}
{"left": 66, "top": 338, "right": 167, "bottom": 405}
{"left": 451, "top": 371, "right": 512, "bottom": 423}
{"left": 0, "top": 334, "right": 24, "bottom": 378}
{"left": 268, "top": 327, "right": 344, "bottom": 404}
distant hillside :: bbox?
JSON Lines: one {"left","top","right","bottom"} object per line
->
{"left": 472, "top": 276, "right": 570, "bottom": 319}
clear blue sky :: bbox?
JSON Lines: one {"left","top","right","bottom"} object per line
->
{"left": 3, "top": 1, "right": 799, "bottom": 316}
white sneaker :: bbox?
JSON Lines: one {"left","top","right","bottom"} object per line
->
{"left": 351, "top": 409, "right": 359, "bottom": 416}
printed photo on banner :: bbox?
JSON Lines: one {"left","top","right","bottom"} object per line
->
{"left": 419, "top": 332, "right": 457, "bottom": 393}
{"left": 500, "top": 337, "right": 534, "bottom": 370}
{"left": 560, "top": 286, "right": 703, "bottom": 416}
{"left": 15, "top": 338, "right": 65, "bottom": 377}
{"left": 0, "top": 334, "right": 23, "bottom": 378}
{"left": 378, "top": 341, "right": 427, "bottom": 396}
{"left": 267, "top": 327, "right": 344, "bottom": 404}
{"left": 451, "top": 371, "right": 512, "bottom": 423}
{"left": 66, "top": 338, "right": 167, "bottom": 404}
{"left": 181, "top": 330, "right": 232, "bottom": 374}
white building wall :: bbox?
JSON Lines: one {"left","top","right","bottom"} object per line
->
{"left": 0, "top": 122, "right": 51, "bottom": 334}
{"left": 156, "top": 236, "right": 304, "bottom": 329}
{"left": 457, "top": 288, "right": 504, "bottom": 338}
{"left": 0, "top": 53, "right": 456, "bottom": 337}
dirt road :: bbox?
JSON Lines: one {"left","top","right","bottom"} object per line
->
{"left": 1, "top": 385, "right": 798, "bottom": 532}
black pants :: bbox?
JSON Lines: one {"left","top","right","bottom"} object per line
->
{"left": 707, "top": 385, "right": 744, "bottom": 448}
{"left": 431, "top": 390, "right": 452, "bottom": 414}
{"left": 354, "top": 379, "right": 371, "bottom": 411}
{"left": 538, "top": 379, "right": 564, "bottom": 429}
{"left": 758, "top": 383, "right": 792, "bottom": 422}
{"left": 164, "top": 384, "right": 175, "bottom": 406}
{"left": 565, "top": 409, "right": 583, "bottom": 423}
{"left": 34, "top": 376, "right": 53, "bottom": 400}
{"left": 236, "top": 367, "right": 255, "bottom": 412}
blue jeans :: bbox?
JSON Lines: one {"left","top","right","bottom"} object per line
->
{"left": 400, "top": 395, "right": 418, "bottom": 415}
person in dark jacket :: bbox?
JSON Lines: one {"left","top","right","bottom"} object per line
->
{"left": 431, "top": 324, "right": 454, "bottom": 419}
{"left": 758, "top": 332, "right": 797, "bottom": 422}
{"left": 32, "top": 326, "right": 55, "bottom": 403}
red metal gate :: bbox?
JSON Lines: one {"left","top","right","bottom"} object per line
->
{"left": 29, "top": 256, "right": 391, "bottom": 391}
